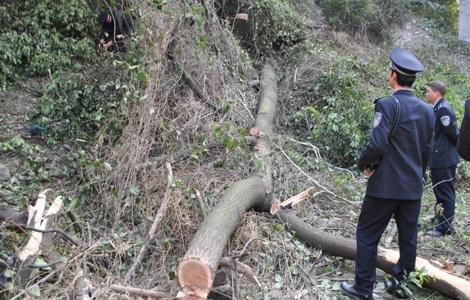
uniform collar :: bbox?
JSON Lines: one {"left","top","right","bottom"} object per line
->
{"left": 434, "top": 97, "right": 445, "bottom": 107}
{"left": 392, "top": 89, "right": 414, "bottom": 96}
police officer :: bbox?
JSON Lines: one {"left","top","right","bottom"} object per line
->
{"left": 458, "top": 97, "right": 470, "bottom": 161}
{"left": 341, "top": 48, "right": 434, "bottom": 299}
{"left": 425, "top": 81, "right": 459, "bottom": 237}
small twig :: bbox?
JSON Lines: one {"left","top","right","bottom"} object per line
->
{"left": 125, "top": 163, "right": 174, "bottom": 280}
{"left": 273, "top": 141, "right": 359, "bottom": 205}
{"left": 195, "top": 189, "right": 208, "bottom": 219}
{"left": 286, "top": 136, "right": 355, "bottom": 177}
{"left": 24, "top": 226, "right": 80, "bottom": 246}
{"left": 384, "top": 223, "right": 398, "bottom": 248}
{"left": 110, "top": 284, "right": 166, "bottom": 299}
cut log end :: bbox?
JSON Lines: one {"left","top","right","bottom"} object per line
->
{"left": 177, "top": 258, "right": 212, "bottom": 299}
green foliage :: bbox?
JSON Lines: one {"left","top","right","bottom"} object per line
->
{"left": 0, "top": 0, "right": 99, "bottom": 90}
{"left": 407, "top": 0, "right": 458, "bottom": 34}
{"left": 32, "top": 72, "right": 125, "bottom": 142}
{"left": 320, "top": 0, "right": 406, "bottom": 41}
{"left": 250, "top": 0, "right": 308, "bottom": 56}
{"left": 0, "top": 138, "right": 55, "bottom": 206}
{"left": 289, "top": 59, "right": 374, "bottom": 166}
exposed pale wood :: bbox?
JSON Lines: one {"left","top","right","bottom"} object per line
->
{"left": 176, "top": 64, "right": 277, "bottom": 299}
{"left": 18, "top": 190, "right": 49, "bottom": 261}
{"left": 270, "top": 187, "right": 314, "bottom": 214}
{"left": 110, "top": 284, "right": 166, "bottom": 299}
{"left": 17, "top": 192, "right": 63, "bottom": 287}
{"left": 125, "top": 163, "right": 174, "bottom": 280}
{"left": 177, "top": 177, "right": 270, "bottom": 298}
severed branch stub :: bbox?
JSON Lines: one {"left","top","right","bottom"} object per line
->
{"left": 219, "top": 257, "right": 261, "bottom": 287}
{"left": 270, "top": 187, "right": 314, "bottom": 214}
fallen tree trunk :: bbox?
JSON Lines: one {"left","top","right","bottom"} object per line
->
{"left": 278, "top": 210, "right": 470, "bottom": 300}
{"left": 176, "top": 64, "right": 277, "bottom": 299}
{"left": 176, "top": 177, "right": 270, "bottom": 299}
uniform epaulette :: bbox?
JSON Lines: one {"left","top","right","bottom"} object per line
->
{"left": 373, "top": 96, "right": 386, "bottom": 104}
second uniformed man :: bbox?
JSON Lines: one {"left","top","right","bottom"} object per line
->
{"left": 425, "top": 81, "right": 459, "bottom": 237}
{"left": 341, "top": 48, "right": 434, "bottom": 299}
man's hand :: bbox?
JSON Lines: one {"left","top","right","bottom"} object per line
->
{"left": 364, "top": 168, "right": 375, "bottom": 177}
{"left": 116, "top": 34, "right": 124, "bottom": 39}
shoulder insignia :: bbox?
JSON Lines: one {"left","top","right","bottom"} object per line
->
{"left": 440, "top": 115, "right": 450, "bottom": 127}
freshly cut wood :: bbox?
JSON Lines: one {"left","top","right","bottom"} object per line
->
{"left": 177, "top": 177, "right": 270, "bottom": 299}
{"left": 177, "top": 64, "right": 277, "bottom": 299}
{"left": 278, "top": 210, "right": 470, "bottom": 300}
{"left": 17, "top": 191, "right": 63, "bottom": 287}
{"left": 270, "top": 187, "right": 314, "bottom": 214}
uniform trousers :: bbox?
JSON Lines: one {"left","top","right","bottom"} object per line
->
{"left": 355, "top": 195, "right": 421, "bottom": 293}
{"left": 430, "top": 166, "right": 456, "bottom": 234}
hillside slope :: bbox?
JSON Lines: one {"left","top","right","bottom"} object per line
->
{"left": 1, "top": 0, "right": 469, "bottom": 299}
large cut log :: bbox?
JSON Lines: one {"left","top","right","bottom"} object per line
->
{"left": 278, "top": 210, "right": 470, "bottom": 300}
{"left": 177, "top": 177, "right": 270, "bottom": 299}
{"left": 176, "top": 64, "right": 277, "bottom": 299}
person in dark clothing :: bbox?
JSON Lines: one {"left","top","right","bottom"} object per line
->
{"left": 98, "top": 9, "right": 133, "bottom": 51}
{"left": 425, "top": 81, "right": 459, "bottom": 237}
{"left": 341, "top": 48, "right": 434, "bottom": 300}
{"left": 458, "top": 98, "right": 470, "bottom": 160}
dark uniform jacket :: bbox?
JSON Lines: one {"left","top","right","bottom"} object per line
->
{"left": 429, "top": 98, "right": 459, "bottom": 168}
{"left": 102, "top": 9, "right": 133, "bottom": 40}
{"left": 357, "top": 90, "right": 434, "bottom": 200}
{"left": 458, "top": 98, "right": 470, "bottom": 161}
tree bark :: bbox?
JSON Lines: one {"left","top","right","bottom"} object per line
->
{"left": 176, "top": 64, "right": 277, "bottom": 299}
{"left": 278, "top": 210, "right": 470, "bottom": 300}
{"left": 177, "top": 177, "right": 270, "bottom": 299}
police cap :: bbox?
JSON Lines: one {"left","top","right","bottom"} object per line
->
{"left": 390, "top": 48, "right": 424, "bottom": 76}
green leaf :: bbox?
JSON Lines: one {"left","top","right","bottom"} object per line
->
{"left": 34, "top": 257, "right": 51, "bottom": 270}
{"left": 28, "top": 284, "right": 41, "bottom": 298}
{"left": 3, "top": 268, "right": 15, "bottom": 278}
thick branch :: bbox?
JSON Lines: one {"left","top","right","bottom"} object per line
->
{"left": 278, "top": 210, "right": 470, "bottom": 299}
{"left": 177, "top": 64, "right": 277, "bottom": 299}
